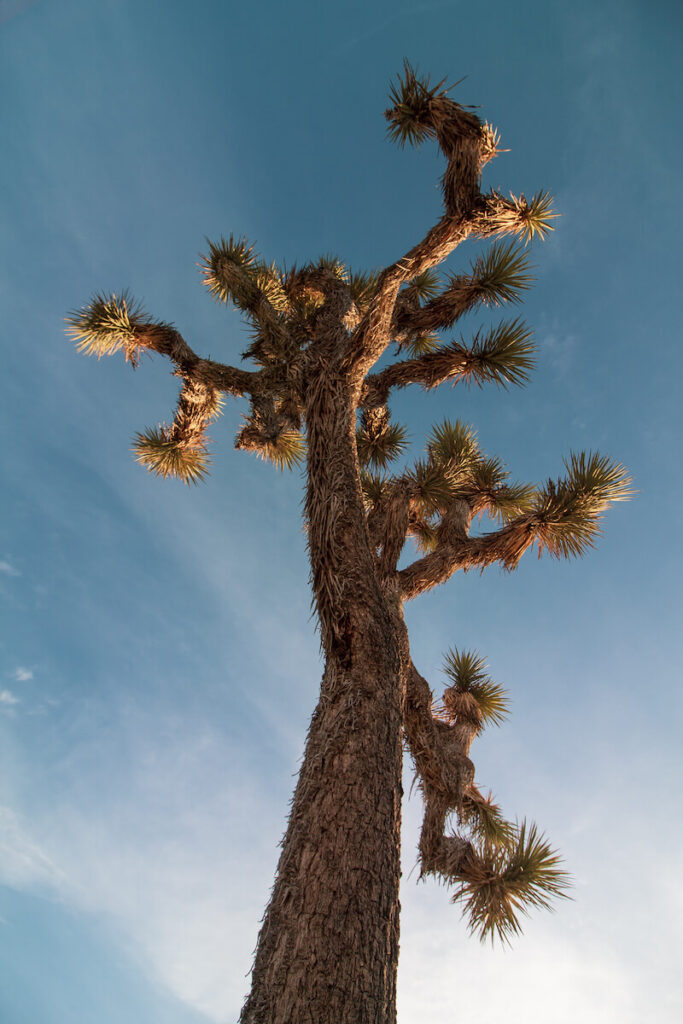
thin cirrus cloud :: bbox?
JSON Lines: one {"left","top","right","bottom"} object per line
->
{"left": 0, "top": 690, "right": 20, "bottom": 707}
{"left": 11, "top": 668, "right": 33, "bottom": 682}
{"left": 0, "top": 561, "right": 21, "bottom": 577}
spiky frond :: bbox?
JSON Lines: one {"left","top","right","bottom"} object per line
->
{"left": 532, "top": 451, "right": 634, "bottom": 558}
{"left": 356, "top": 422, "right": 409, "bottom": 470}
{"left": 201, "top": 235, "right": 256, "bottom": 304}
{"left": 427, "top": 419, "right": 481, "bottom": 473}
{"left": 385, "top": 61, "right": 442, "bottom": 147}
{"left": 253, "top": 262, "right": 290, "bottom": 312}
{"left": 238, "top": 424, "right": 307, "bottom": 471}
{"left": 316, "top": 254, "right": 348, "bottom": 279}
{"left": 406, "top": 460, "right": 456, "bottom": 514}
{"left": 402, "top": 269, "right": 443, "bottom": 304}
{"left": 460, "top": 318, "right": 535, "bottom": 388}
{"left": 201, "top": 235, "right": 286, "bottom": 315}
{"left": 442, "top": 649, "right": 509, "bottom": 727}
{"left": 486, "top": 481, "right": 538, "bottom": 521}
{"left": 479, "top": 121, "right": 503, "bottom": 165}
{"left": 468, "top": 455, "right": 509, "bottom": 492}
{"left": 407, "top": 514, "right": 439, "bottom": 554}
{"left": 462, "top": 793, "right": 515, "bottom": 846}
{"left": 463, "top": 459, "right": 537, "bottom": 520}
{"left": 482, "top": 191, "right": 558, "bottom": 245}
{"left": 400, "top": 333, "right": 442, "bottom": 357}
{"left": 66, "top": 291, "right": 150, "bottom": 363}
{"left": 133, "top": 428, "right": 209, "bottom": 485}
{"left": 442, "top": 648, "right": 488, "bottom": 688}
{"left": 360, "top": 470, "right": 391, "bottom": 509}
{"left": 349, "top": 269, "right": 381, "bottom": 311}
{"left": 514, "top": 191, "right": 557, "bottom": 243}
{"left": 453, "top": 822, "right": 571, "bottom": 944}
{"left": 470, "top": 242, "right": 534, "bottom": 306}
{"left": 265, "top": 431, "right": 306, "bottom": 471}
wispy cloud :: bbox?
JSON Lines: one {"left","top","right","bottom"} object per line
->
{"left": 11, "top": 667, "right": 33, "bottom": 682}
{"left": 2, "top": 714, "right": 289, "bottom": 1022}
{"left": 0, "top": 560, "right": 20, "bottom": 576}
{"left": 0, "top": 807, "right": 65, "bottom": 890}
{"left": 0, "top": 689, "right": 20, "bottom": 706}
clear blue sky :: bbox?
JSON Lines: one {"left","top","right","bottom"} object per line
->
{"left": 1, "top": 1, "right": 682, "bottom": 1021}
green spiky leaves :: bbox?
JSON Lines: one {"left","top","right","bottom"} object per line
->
{"left": 133, "top": 428, "right": 210, "bottom": 485}
{"left": 201, "top": 236, "right": 289, "bottom": 314}
{"left": 442, "top": 649, "right": 509, "bottom": 728}
{"left": 462, "top": 793, "right": 515, "bottom": 847}
{"left": 385, "top": 61, "right": 443, "bottom": 148}
{"left": 349, "top": 269, "right": 381, "bottom": 312}
{"left": 470, "top": 242, "right": 534, "bottom": 306}
{"left": 360, "top": 470, "right": 391, "bottom": 510}
{"left": 236, "top": 421, "right": 306, "bottom": 471}
{"left": 258, "top": 431, "right": 307, "bottom": 471}
{"left": 405, "top": 459, "right": 457, "bottom": 515}
{"left": 513, "top": 191, "right": 557, "bottom": 244}
{"left": 401, "top": 269, "right": 443, "bottom": 305}
{"left": 356, "top": 417, "right": 409, "bottom": 470}
{"left": 66, "top": 291, "right": 152, "bottom": 364}
{"left": 459, "top": 318, "right": 535, "bottom": 388}
{"left": 453, "top": 821, "right": 571, "bottom": 944}
{"left": 427, "top": 419, "right": 481, "bottom": 473}
{"left": 531, "top": 451, "right": 634, "bottom": 559}
{"left": 401, "top": 333, "right": 442, "bottom": 357}
{"left": 482, "top": 190, "right": 558, "bottom": 245}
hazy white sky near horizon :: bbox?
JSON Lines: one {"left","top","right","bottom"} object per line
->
{"left": 1, "top": 1, "right": 682, "bottom": 1021}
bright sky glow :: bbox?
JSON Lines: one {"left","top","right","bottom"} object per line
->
{"left": 1, "top": 1, "right": 682, "bottom": 1022}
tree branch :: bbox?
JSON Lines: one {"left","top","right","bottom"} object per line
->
{"left": 362, "top": 319, "right": 535, "bottom": 408}
{"left": 66, "top": 294, "right": 262, "bottom": 398}
{"left": 398, "top": 515, "right": 534, "bottom": 600}
{"left": 136, "top": 323, "right": 261, "bottom": 396}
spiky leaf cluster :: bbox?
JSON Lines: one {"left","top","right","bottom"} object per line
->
{"left": 458, "top": 318, "right": 535, "bottom": 388}
{"left": 237, "top": 421, "right": 306, "bottom": 471}
{"left": 400, "top": 333, "right": 442, "bottom": 357}
{"left": 66, "top": 291, "right": 151, "bottom": 363}
{"left": 201, "top": 236, "right": 290, "bottom": 315}
{"left": 360, "top": 470, "right": 391, "bottom": 510}
{"left": 427, "top": 419, "right": 481, "bottom": 474}
{"left": 442, "top": 649, "right": 509, "bottom": 727}
{"left": 133, "top": 428, "right": 210, "bottom": 485}
{"left": 316, "top": 254, "right": 348, "bottom": 279}
{"left": 461, "top": 793, "right": 514, "bottom": 846}
{"left": 401, "top": 269, "right": 442, "bottom": 304}
{"left": 470, "top": 242, "right": 534, "bottom": 306}
{"left": 453, "top": 822, "right": 571, "bottom": 944}
{"left": 385, "top": 61, "right": 443, "bottom": 148}
{"left": 531, "top": 451, "right": 633, "bottom": 558}
{"left": 405, "top": 460, "right": 457, "bottom": 515}
{"left": 483, "top": 190, "right": 558, "bottom": 245}
{"left": 406, "top": 515, "right": 439, "bottom": 554}
{"left": 466, "top": 458, "right": 536, "bottom": 521}
{"left": 356, "top": 422, "right": 409, "bottom": 470}
{"left": 402, "top": 421, "right": 481, "bottom": 536}
{"left": 349, "top": 270, "right": 381, "bottom": 312}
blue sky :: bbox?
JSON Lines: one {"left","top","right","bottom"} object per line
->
{"left": 1, "top": 0, "right": 682, "bottom": 1021}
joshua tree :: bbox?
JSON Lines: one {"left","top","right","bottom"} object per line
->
{"left": 67, "top": 64, "right": 630, "bottom": 1024}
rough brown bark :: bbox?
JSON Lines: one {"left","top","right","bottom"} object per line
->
{"left": 239, "top": 652, "right": 404, "bottom": 1024}
{"left": 241, "top": 326, "right": 407, "bottom": 1023}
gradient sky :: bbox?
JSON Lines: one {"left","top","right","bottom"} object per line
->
{"left": 1, "top": 1, "right": 682, "bottom": 1021}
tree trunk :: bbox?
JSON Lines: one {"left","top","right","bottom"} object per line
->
{"left": 239, "top": 651, "right": 403, "bottom": 1023}
{"left": 240, "top": 364, "right": 405, "bottom": 1023}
